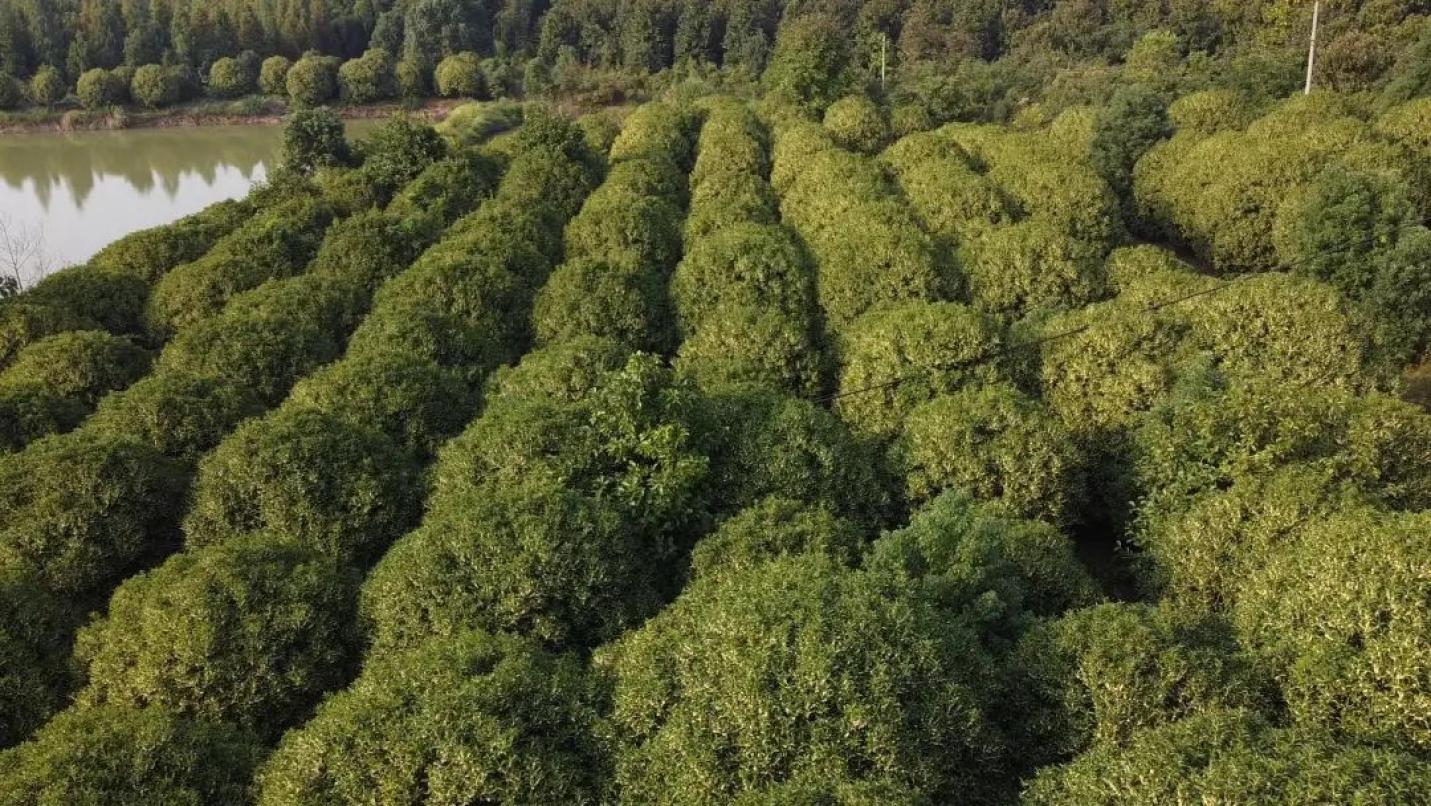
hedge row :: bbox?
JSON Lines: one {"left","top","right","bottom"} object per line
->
{"left": 0, "top": 129, "right": 464, "bottom": 752}
{"left": 771, "top": 120, "right": 948, "bottom": 330}
{"left": 0, "top": 198, "right": 253, "bottom": 371}
{"left": 671, "top": 97, "right": 824, "bottom": 398}
{"left": 533, "top": 101, "right": 698, "bottom": 355}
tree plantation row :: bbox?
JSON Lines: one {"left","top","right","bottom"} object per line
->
{"left": 0, "top": 79, "right": 1428, "bottom": 803}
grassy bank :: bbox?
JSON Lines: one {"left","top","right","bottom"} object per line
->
{"left": 0, "top": 96, "right": 462, "bottom": 135}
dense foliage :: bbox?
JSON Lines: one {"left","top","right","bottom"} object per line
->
{"left": 3, "top": 12, "right": 1430, "bottom": 800}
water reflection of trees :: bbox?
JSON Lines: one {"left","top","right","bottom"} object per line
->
{"left": 0, "top": 126, "right": 278, "bottom": 210}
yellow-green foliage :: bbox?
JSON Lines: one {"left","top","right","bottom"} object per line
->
{"left": 836, "top": 302, "right": 1004, "bottom": 440}
{"left": 895, "top": 383, "right": 1084, "bottom": 525}
{"left": 960, "top": 221, "right": 1107, "bottom": 317}
{"left": 822, "top": 94, "right": 889, "bottom": 154}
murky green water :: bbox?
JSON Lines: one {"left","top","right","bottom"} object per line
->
{"left": 0, "top": 121, "right": 375, "bottom": 282}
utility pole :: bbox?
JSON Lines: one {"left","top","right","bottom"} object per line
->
{"left": 1304, "top": 0, "right": 1321, "bottom": 94}
{"left": 880, "top": 34, "right": 888, "bottom": 92}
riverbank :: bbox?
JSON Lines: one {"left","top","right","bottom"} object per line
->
{"left": 0, "top": 96, "right": 463, "bottom": 135}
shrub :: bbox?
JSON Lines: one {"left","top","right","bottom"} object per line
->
{"left": 286, "top": 53, "right": 339, "bottom": 107}
{"left": 483, "top": 336, "right": 631, "bottom": 406}
{"left": 835, "top": 302, "right": 1005, "bottom": 440}
{"left": 1008, "top": 604, "right": 1268, "bottom": 766}
{"left": 76, "top": 68, "right": 122, "bottom": 109}
{"left": 1090, "top": 84, "right": 1171, "bottom": 199}
{"left": 290, "top": 350, "right": 474, "bottom": 460}
{"left": 146, "top": 197, "right": 335, "bottom": 338}
{"left": 1233, "top": 508, "right": 1430, "bottom": 753}
{"left": 279, "top": 106, "right": 351, "bottom": 175}
{"left": 158, "top": 275, "right": 356, "bottom": 406}
{"left": 354, "top": 116, "right": 447, "bottom": 198}
{"left": 27, "top": 65, "right": 65, "bottom": 106}
{"left": 0, "top": 570, "right": 75, "bottom": 747}
{"left": 533, "top": 256, "right": 671, "bottom": 352}
{"left": 698, "top": 385, "right": 888, "bottom": 525}
{"left": 1168, "top": 89, "right": 1256, "bottom": 137}
{"left": 823, "top": 94, "right": 889, "bottom": 153}
{"left": 434, "top": 51, "right": 485, "bottom": 98}
{"left": 670, "top": 223, "right": 814, "bottom": 337}
{"left": 597, "top": 553, "right": 1002, "bottom": 802}
{"left": 891, "top": 156, "right": 1016, "bottom": 241}
{"left": 1023, "top": 709, "right": 1431, "bottom": 804}
{"left": 0, "top": 330, "right": 148, "bottom": 408}
{"left": 24, "top": 268, "right": 145, "bottom": 337}
{"left": 0, "top": 386, "right": 87, "bottom": 452}
{"left": 307, "top": 209, "right": 427, "bottom": 291}
{"left": 86, "top": 371, "right": 264, "bottom": 461}
{"left": 0, "top": 431, "right": 187, "bottom": 596}
{"left": 184, "top": 408, "right": 420, "bottom": 565}
{"left": 207, "top": 56, "right": 254, "bottom": 99}
{"left": 683, "top": 170, "right": 779, "bottom": 242}
{"left": 961, "top": 221, "right": 1107, "bottom": 316}
{"left": 866, "top": 491, "right": 1100, "bottom": 639}
{"left": 256, "top": 630, "right": 607, "bottom": 804}
{"left": 337, "top": 48, "right": 396, "bottom": 104}
{"left": 0, "top": 705, "right": 263, "bottom": 802}
{"left": 259, "top": 56, "right": 292, "bottom": 95}
{"left": 675, "top": 305, "right": 823, "bottom": 398}
{"left": 129, "top": 63, "right": 180, "bottom": 108}
{"left": 604, "top": 155, "right": 688, "bottom": 206}
{"left": 74, "top": 536, "right": 358, "bottom": 738}
{"left": 564, "top": 187, "right": 682, "bottom": 268}
{"left": 689, "top": 497, "right": 864, "bottom": 583}
{"left": 0, "top": 304, "right": 95, "bottom": 369}
{"left": 895, "top": 383, "right": 1083, "bottom": 525}
{"left": 386, "top": 151, "right": 502, "bottom": 226}
{"left": 608, "top": 101, "right": 694, "bottom": 165}
{"left": 89, "top": 200, "right": 250, "bottom": 283}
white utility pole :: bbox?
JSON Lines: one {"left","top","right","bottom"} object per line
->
{"left": 880, "top": 34, "right": 888, "bottom": 91}
{"left": 1304, "top": 0, "right": 1321, "bottom": 94}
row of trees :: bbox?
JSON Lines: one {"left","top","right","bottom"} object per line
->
{"left": 1, "top": 85, "right": 1428, "bottom": 800}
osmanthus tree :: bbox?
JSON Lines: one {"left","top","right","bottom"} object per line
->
{"left": 256, "top": 630, "right": 608, "bottom": 805}
{"left": 181, "top": 408, "right": 422, "bottom": 566}
{"left": 597, "top": 552, "right": 1009, "bottom": 804}
{"left": 1022, "top": 709, "right": 1431, "bottom": 805}
{"left": 0, "top": 330, "right": 151, "bottom": 450}
{"left": 773, "top": 125, "right": 950, "bottom": 330}
{"left": 362, "top": 355, "right": 710, "bottom": 652}
{"left": 834, "top": 300, "right": 1005, "bottom": 440}
{"left": 959, "top": 219, "right": 1108, "bottom": 317}
{"left": 687, "top": 497, "right": 865, "bottom": 584}
{"left": 894, "top": 382, "right": 1085, "bottom": 526}
{"left": 1232, "top": 507, "right": 1431, "bottom": 755}
{"left": 823, "top": 93, "right": 889, "bottom": 154}
{"left": 0, "top": 569, "right": 76, "bottom": 748}
{"left": 72, "top": 535, "right": 360, "bottom": 741}
{"left": 1005, "top": 603, "right": 1271, "bottom": 769}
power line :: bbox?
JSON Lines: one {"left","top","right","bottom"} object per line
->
{"left": 818, "top": 223, "right": 1424, "bottom": 405}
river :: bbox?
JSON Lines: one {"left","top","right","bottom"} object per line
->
{"left": 0, "top": 121, "right": 376, "bottom": 284}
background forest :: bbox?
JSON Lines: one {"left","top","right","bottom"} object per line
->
{"left": 1, "top": 0, "right": 1430, "bottom": 120}
{"left": 0, "top": 1, "right": 1429, "bottom": 805}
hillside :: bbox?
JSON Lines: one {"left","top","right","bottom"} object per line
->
{"left": 1, "top": 24, "right": 1430, "bottom": 806}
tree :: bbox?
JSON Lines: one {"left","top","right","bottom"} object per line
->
{"left": 597, "top": 553, "right": 1005, "bottom": 802}
{"left": 286, "top": 53, "right": 339, "bottom": 107}
{"left": 533, "top": 256, "right": 671, "bottom": 352}
{"left": 960, "top": 221, "right": 1107, "bottom": 317}
{"left": 0, "top": 330, "right": 151, "bottom": 408}
{"left": 184, "top": 407, "right": 421, "bottom": 564}
{"left": 75, "top": 67, "right": 121, "bottom": 109}
{"left": 762, "top": 14, "right": 853, "bottom": 114}
{"left": 0, "top": 705, "right": 263, "bottom": 802}
{"left": 337, "top": 47, "right": 396, "bottom": 104}
{"left": 207, "top": 56, "right": 254, "bottom": 99}
{"left": 27, "top": 64, "right": 64, "bottom": 106}
{"left": 894, "top": 383, "right": 1084, "bottom": 525}
{"left": 0, "top": 74, "right": 23, "bottom": 109}
{"left": 0, "top": 430, "right": 187, "bottom": 596}
{"left": 1090, "top": 83, "right": 1171, "bottom": 202}
{"left": 129, "top": 63, "right": 179, "bottom": 108}
{"left": 256, "top": 630, "right": 608, "bottom": 804}
{"left": 688, "top": 497, "right": 864, "bottom": 584}
{"left": 74, "top": 536, "right": 359, "bottom": 739}
{"left": 823, "top": 94, "right": 890, "bottom": 153}
{"left": 352, "top": 116, "right": 446, "bottom": 198}
{"left": 0, "top": 569, "right": 75, "bottom": 747}
{"left": 88, "top": 371, "right": 263, "bottom": 461}
{"left": 259, "top": 55, "right": 292, "bottom": 95}
{"left": 280, "top": 107, "right": 351, "bottom": 174}
{"left": 434, "top": 51, "right": 484, "bottom": 97}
